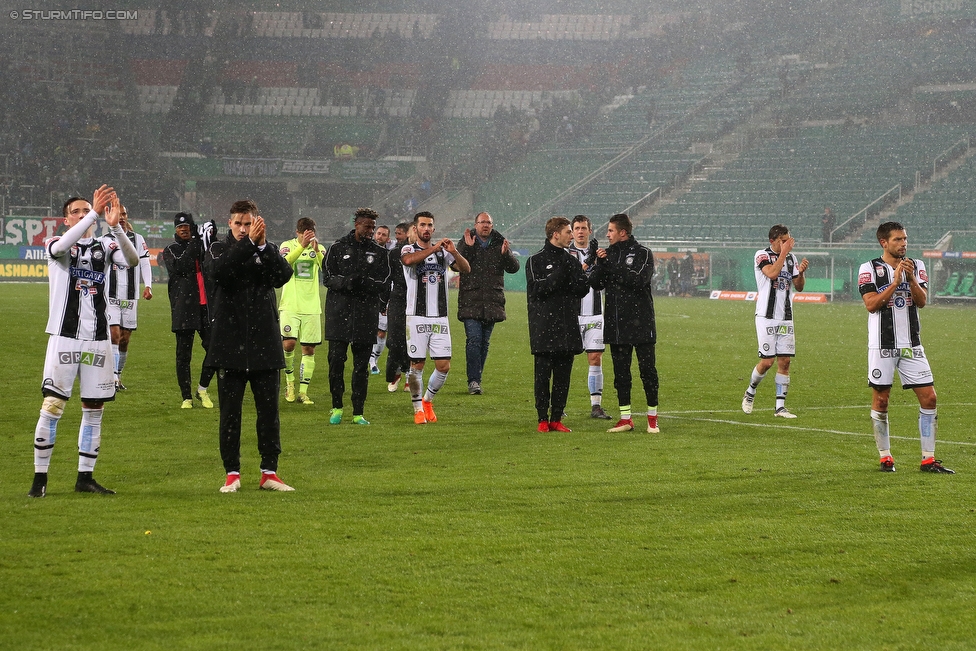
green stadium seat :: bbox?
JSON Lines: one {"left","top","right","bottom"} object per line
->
{"left": 937, "top": 272, "right": 959, "bottom": 296}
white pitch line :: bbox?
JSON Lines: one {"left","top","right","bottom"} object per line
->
{"left": 665, "top": 414, "right": 976, "bottom": 447}
{"left": 667, "top": 402, "right": 976, "bottom": 415}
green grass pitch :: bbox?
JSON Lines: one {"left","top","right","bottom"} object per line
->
{"left": 2, "top": 283, "right": 975, "bottom": 650}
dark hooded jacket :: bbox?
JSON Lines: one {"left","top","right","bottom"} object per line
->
{"left": 525, "top": 240, "right": 590, "bottom": 354}
{"left": 456, "top": 229, "right": 521, "bottom": 322}
{"left": 323, "top": 230, "right": 391, "bottom": 343}
{"left": 203, "top": 232, "right": 293, "bottom": 370}
{"left": 588, "top": 236, "right": 656, "bottom": 345}
{"left": 161, "top": 233, "right": 210, "bottom": 332}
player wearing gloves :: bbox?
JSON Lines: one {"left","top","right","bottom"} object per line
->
{"left": 322, "top": 208, "right": 392, "bottom": 425}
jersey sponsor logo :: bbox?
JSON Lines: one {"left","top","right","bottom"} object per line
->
{"left": 919, "top": 268, "right": 928, "bottom": 282}
{"left": 765, "top": 325, "right": 793, "bottom": 335}
{"left": 280, "top": 246, "right": 291, "bottom": 255}
{"left": 880, "top": 347, "right": 925, "bottom": 359}
{"left": 415, "top": 322, "right": 449, "bottom": 335}
{"left": 858, "top": 272, "right": 872, "bottom": 285}
{"left": 109, "top": 298, "right": 133, "bottom": 308}
{"left": 58, "top": 351, "right": 107, "bottom": 367}
{"left": 70, "top": 267, "right": 106, "bottom": 283}
{"left": 581, "top": 321, "right": 602, "bottom": 333}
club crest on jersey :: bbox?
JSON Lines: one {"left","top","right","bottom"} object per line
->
{"left": 92, "top": 249, "right": 104, "bottom": 261}
{"left": 875, "top": 265, "right": 887, "bottom": 280}
{"left": 308, "top": 250, "right": 316, "bottom": 258}
{"left": 625, "top": 254, "right": 635, "bottom": 266}
{"left": 366, "top": 253, "right": 375, "bottom": 264}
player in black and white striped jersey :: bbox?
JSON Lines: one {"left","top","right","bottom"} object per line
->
{"left": 741, "top": 225, "right": 808, "bottom": 418}
{"left": 29, "top": 186, "right": 139, "bottom": 497}
{"left": 858, "top": 221, "right": 952, "bottom": 474}
{"left": 400, "top": 211, "right": 470, "bottom": 424}
{"left": 568, "top": 215, "right": 612, "bottom": 420}
{"left": 106, "top": 206, "right": 153, "bottom": 391}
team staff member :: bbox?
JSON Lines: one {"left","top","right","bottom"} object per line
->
{"left": 526, "top": 216, "right": 590, "bottom": 432}
{"left": 456, "top": 211, "right": 520, "bottom": 395}
{"left": 368, "top": 224, "right": 394, "bottom": 375}
{"left": 279, "top": 217, "right": 323, "bottom": 405}
{"left": 106, "top": 205, "right": 153, "bottom": 391}
{"left": 29, "top": 186, "right": 138, "bottom": 497}
{"left": 589, "top": 213, "right": 661, "bottom": 434}
{"left": 205, "top": 200, "right": 295, "bottom": 493}
{"left": 568, "top": 215, "right": 612, "bottom": 419}
{"left": 161, "top": 212, "right": 215, "bottom": 409}
{"left": 859, "top": 221, "right": 953, "bottom": 474}
{"left": 323, "top": 208, "right": 391, "bottom": 425}
{"left": 384, "top": 222, "right": 411, "bottom": 392}
{"left": 741, "top": 225, "right": 809, "bottom": 418}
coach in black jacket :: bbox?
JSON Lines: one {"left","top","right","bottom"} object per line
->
{"left": 323, "top": 208, "right": 391, "bottom": 424}
{"left": 204, "top": 200, "right": 295, "bottom": 492}
{"left": 589, "top": 213, "right": 660, "bottom": 434}
{"left": 526, "top": 216, "right": 590, "bottom": 432}
{"left": 160, "top": 212, "right": 216, "bottom": 406}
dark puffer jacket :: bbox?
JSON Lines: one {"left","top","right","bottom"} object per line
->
{"left": 456, "top": 229, "right": 520, "bottom": 323}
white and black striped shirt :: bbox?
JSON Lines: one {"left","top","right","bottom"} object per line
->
{"left": 402, "top": 244, "right": 454, "bottom": 318}
{"left": 568, "top": 241, "right": 602, "bottom": 317}
{"left": 108, "top": 232, "right": 152, "bottom": 301}
{"left": 858, "top": 257, "right": 927, "bottom": 349}
{"left": 754, "top": 247, "right": 800, "bottom": 321}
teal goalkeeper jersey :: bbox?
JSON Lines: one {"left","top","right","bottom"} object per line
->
{"left": 279, "top": 237, "right": 324, "bottom": 315}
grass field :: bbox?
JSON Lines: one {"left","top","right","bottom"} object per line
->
{"left": 2, "top": 283, "right": 975, "bottom": 650}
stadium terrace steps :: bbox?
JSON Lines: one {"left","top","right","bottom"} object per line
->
{"left": 646, "top": 125, "right": 969, "bottom": 244}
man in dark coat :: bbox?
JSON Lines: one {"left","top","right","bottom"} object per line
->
{"left": 525, "top": 216, "right": 590, "bottom": 432}
{"left": 384, "top": 222, "right": 411, "bottom": 392}
{"left": 589, "top": 213, "right": 660, "bottom": 434}
{"left": 160, "top": 212, "right": 215, "bottom": 409}
{"left": 322, "top": 208, "right": 391, "bottom": 425}
{"left": 204, "top": 199, "right": 294, "bottom": 493}
{"left": 456, "top": 211, "right": 520, "bottom": 395}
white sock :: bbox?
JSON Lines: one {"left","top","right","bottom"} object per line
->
{"left": 587, "top": 365, "right": 603, "bottom": 406}
{"left": 34, "top": 409, "right": 60, "bottom": 473}
{"left": 775, "top": 373, "right": 790, "bottom": 411}
{"left": 78, "top": 407, "right": 103, "bottom": 473}
{"left": 117, "top": 351, "right": 128, "bottom": 377}
{"left": 424, "top": 370, "right": 448, "bottom": 403}
{"left": 112, "top": 344, "right": 120, "bottom": 377}
{"left": 408, "top": 368, "right": 424, "bottom": 410}
{"left": 370, "top": 335, "right": 386, "bottom": 365}
{"left": 746, "top": 368, "right": 766, "bottom": 396}
{"left": 871, "top": 410, "right": 890, "bottom": 456}
{"left": 919, "top": 407, "right": 937, "bottom": 458}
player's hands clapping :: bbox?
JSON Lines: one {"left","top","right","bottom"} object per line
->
{"left": 104, "top": 196, "right": 123, "bottom": 228}
{"left": 440, "top": 238, "right": 458, "bottom": 255}
{"left": 92, "top": 184, "right": 117, "bottom": 217}
{"left": 298, "top": 229, "right": 317, "bottom": 250}
{"left": 250, "top": 216, "right": 267, "bottom": 246}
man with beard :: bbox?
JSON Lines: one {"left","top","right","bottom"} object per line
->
{"left": 400, "top": 211, "right": 470, "bottom": 424}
